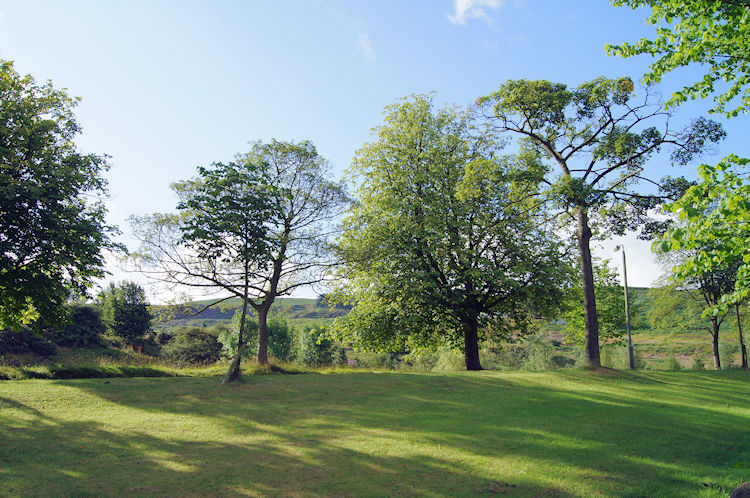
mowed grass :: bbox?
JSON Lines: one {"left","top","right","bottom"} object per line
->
{"left": 1, "top": 369, "right": 748, "bottom": 496}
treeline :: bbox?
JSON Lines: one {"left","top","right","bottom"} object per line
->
{"left": 2, "top": 1, "right": 749, "bottom": 378}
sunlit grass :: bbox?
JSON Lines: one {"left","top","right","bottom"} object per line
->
{"left": 0, "top": 369, "right": 748, "bottom": 496}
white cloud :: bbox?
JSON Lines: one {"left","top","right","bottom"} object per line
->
{"left": 448, "top": 0, "right": 504, "bottom": 26}
{"left": 356, "top": 32, "right": 375, "bottom": 61}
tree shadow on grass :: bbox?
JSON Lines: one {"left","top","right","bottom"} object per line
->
{"left": 1, "top": 370, "right": 749, "bottom": 496}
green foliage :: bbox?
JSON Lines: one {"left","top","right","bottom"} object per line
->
{"left": 173, "top": 160, "right": 276, "bottom": 268}
{"left": 45, "top": 304, "right": 104, "bottom": 347}
{"left": 666, "top": 353, "right": 682, "bottom": 371}
{"left": 100, "top": 281, "right": 152, "bottom": 345}
{"left": 295, "top": 325, "right": 340, "bottom": 367}
{"left": 220, "top": 311, "right": 293, "bottom": 361}
{"left": 608, "top": 0, "right": 750, "bottom": 117}
{"left": 349, "top": 350, "right": 401, "bottom": 370}
{"left": 692, "top": 356, "right": 706, "bottom": 371}
{"left": 161, "top": 327, "right": 222, "bottom": 365}
{"left": 332, "top": 94, "right": 570, "bottom": 369}
{"left": 0, "top": 326, "right": 57, "bottom": 356}
{"left": 661, "top": 155, "right": 750, "bottom": 314}
{"left": 477, "top": 76, "right": 724, "bottom": 366}
{"left": 0, "top": 60, "right": 118, "bottom": 330}
{"left": 563, "top": 260, "right": 628, "bottom": 344}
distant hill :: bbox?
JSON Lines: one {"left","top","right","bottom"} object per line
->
{"left": 152, "top": 297, "right": 352, "bottom": 327}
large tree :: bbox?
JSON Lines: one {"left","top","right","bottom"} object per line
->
{"left": 0, "top": 60, "right": 117, "bottom": 329}
{"left": 333, "top": 95, "right": 570, "bottom": 370}
{"left": 131, "top": 140, "right": 346, "bottom": 382}
{"left": 608, "top": 0, "right": 750, "bottom": 117}
{"left": 99, "top": 281, "right": 152, "bottom": 347}
{"left": 477, "top": 77, "right": 724, "bottom": 366}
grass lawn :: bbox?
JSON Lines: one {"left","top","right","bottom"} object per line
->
{"left": 1, "top": 369, "right": 748, "bottom": 496}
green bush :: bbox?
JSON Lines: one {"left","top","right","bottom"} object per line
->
{"left": 432, "top": 346, "right": 465, "bottom": 371}
{"left": 719, "top": 342, "right": 740, "bottom": 369}
{"left": 521, "top": 334, "right": 557, "bottom": 371}
{"left": 0, "top": 327, "right": 57, "bottom": 357}
{"left": 350, "top": 350, "right": 401, "bottom": 369}
{"left": 221, "top": 312, "right": 294, "bottom": 361}
{"left": 692, "top": 357, "right": 706, "bottom": 370}
{"left": 295, "top": 325, "right": 341, "bottom": 367}
{"left": 667, "top": 353, "right": 682, "bottom": 371}
{"left": 45, "top": 304, "right": 104, "bottom": 347}
{"left": 161, "top": 327, "right": 222, "bottom": 365}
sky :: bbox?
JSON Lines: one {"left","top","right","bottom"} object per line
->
{"left": 1, "top": 0, "right": 748, "bottom": 299}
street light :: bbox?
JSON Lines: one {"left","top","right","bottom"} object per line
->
{"left": 614, "top": 244, "right": 635, "bottom": 370}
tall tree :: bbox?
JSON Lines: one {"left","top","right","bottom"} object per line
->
{"left": 477, "top": 77, "right": 724, "bottom": 366}
{"left": 131, "top": 141, "right": 346, "bottom": 382}
{"left": 332, "top": 95, "right": 571, "bottom": 370}
{"left": 0, "top": 60, "right": 118, "bottom": 329}
{"left": 608, "top": 0, "right": 750, "bottom": 117}
{"left": 99, "top": 281, "right": 152, "bottom": 347}
{"left": 233, "top": 140, "right": 347, "bottom": 366}
{"left": 131, "top": 159, "right": 275, "bottom": 383}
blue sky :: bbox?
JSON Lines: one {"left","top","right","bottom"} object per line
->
{"left": 1, "top": 0, "right": 748, "bottom": 295}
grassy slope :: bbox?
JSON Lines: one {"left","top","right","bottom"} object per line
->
{"left": 1, "top": 369, "right": 748, "bottom": 496}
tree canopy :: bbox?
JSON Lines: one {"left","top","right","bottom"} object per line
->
{"left": 477, "top": 76, "right": 725, "bottom": 366}
{"left": 100, "top": 281, "right": 152, "bottom": 347}
{"left": 608, "top": 0, "right": 750, "bottom": 117}
{"left": 0, "top": 60, "right": 117, "bottom": 330}
{"left": 131, "top": 140, "right": 346, "bottom": 382}
{"left": 332, "top": 95, "right": 571, "bottom": 370}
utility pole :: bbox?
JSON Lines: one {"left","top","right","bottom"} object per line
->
{"left": 614, "top": 245, "right": 634, "bottom": 370}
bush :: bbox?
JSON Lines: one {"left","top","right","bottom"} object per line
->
{"left": 521, "top": 334, "right": 557, "bottom": 371}
{"left": 45, "top": 304, "right": 104, "bottom": 347}
{"left": 295, "top": 325, "right": 341, "bottom": 367}
{"left": 432, "top": 346, "right": 465, "bottom": 371}
{"left": 666, "top": 353, "right": 682, "bottom": 370}
{"left": 0, "top": 327, "right": 57, "bottom": 357}
{"left": 719, "top": 342, "right": 740, "bottom": 369}
{"left": 692, "top": 356, "right": 706, "bottom": 370}
{"left": 221, "top": 312, "right": 294, "bottom": 361}
{"left": 161, "top": 327, "right": 222, "bottom": 365}
{"left": 350, "top": 350, "right": 401, "bottom": 369}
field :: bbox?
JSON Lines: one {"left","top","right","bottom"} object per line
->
{"left": 1, "top": 369, "right": 748, "bottom": 496}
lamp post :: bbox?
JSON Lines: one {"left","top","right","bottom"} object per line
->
{"left": 614, "top": 244, "right": 635, "bottom": 370}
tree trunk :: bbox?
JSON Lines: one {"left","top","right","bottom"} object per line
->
{"left": 257, "top": 306, "right": 270, "bottom": 365}
{"left": 577, "top": 208, "right": 601, "bottom": 367}
{"left": 711, "top": 317, "right": 721, "bottom": 370}
{"left": 736, "top": 304, "right": 748, "bottom": 370}
{"left": 462, "top": 318, "right": 482, "bottom": 371}
{"left": 222, "top": 297, "right": 250, "bottom": 384}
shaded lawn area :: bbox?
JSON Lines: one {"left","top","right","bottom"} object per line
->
{"left": 0, "top": 369, "right": 748, "bottom": 496}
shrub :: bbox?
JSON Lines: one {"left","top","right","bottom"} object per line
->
{"left": 295, "top": 325, "right": 341, "bottom": 367}
{"left": 222, "top": 312, "right": 294, "bottom": 361}
{"left": 350, "top": 350, "right": 401, "bottom": 369}
{"left": 161, "top": 327, "right": 222, "bottom": 365}
{"left": 719, "top": 342, "right": 740, "bottom": 369}
{"left": 432, "top": 346, "right": 465, "bottom": 371}
{"left": 692, "top": 356, "right": 706, "bottom": 370}
{"left": 667, "top": 353, "right": 682, "bottom": 370}
{"left": 45, "top": 304, "right": 104, "bottom": 347}
{"left": 521, "top": 334, "right": 557, "bottom": 371}
{"left": 0, "top": 327, "right": 57, "bottom": 356}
